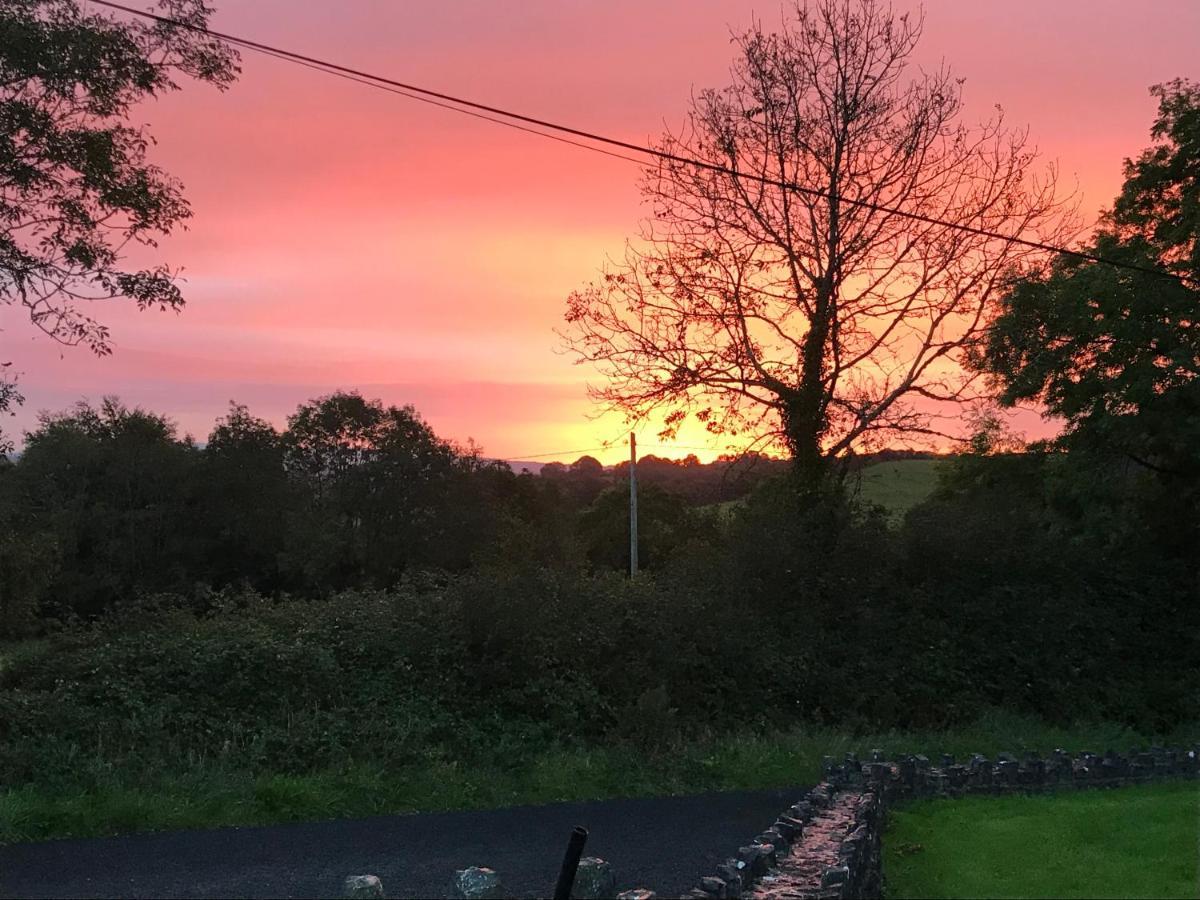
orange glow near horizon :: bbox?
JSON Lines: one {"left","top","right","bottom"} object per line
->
{"left": 2, "top": 1, "right": 1198, "bottom": 465}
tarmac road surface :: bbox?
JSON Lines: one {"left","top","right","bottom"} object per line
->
{"left": 0, "top": 786, "right": 804, "bottom": 899}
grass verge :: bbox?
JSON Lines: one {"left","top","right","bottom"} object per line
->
{"left": 884, "top": 780, "right": 1200, "bottom": 899}
{"left": 2, "top": 711, "right": 1193, "bottom": 845}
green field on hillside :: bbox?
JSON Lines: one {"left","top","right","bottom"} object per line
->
{"left": 714, "top": 457, "right": 945, "bottom": 521}
{"left": 853, "top": 458, "right": 943, "bottom": 519}
{"left": 885, "top": 781, "right": 1199, "bottom": 899}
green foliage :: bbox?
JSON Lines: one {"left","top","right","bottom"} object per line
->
{"left": 899, "top": 451, "right": 1199, "bottom": 731}
{"left": 0, "top": 529, "right": 57, "bottom": 636}
{"left": 0, "top": 370, "right": 20, "bottom": 453}
{"left": 199, "top": 403, "right": 292, "bottom": 589}
{"left": 0, "top": 398, "right": 201, "bottom": 623}
{"left": 0, "top": 392, "right": 579, "bottom": 631}
{"left": 578, "top": 483, "right": 719, "bottom": 572}
{"left": 6, "top": 453, "right": 1191, "bottom": 799}
{"left": 885, "top": 781, "right": 1199, "bottom": 899}
{"left": 281, "top": 391, "right": 470, "bottom": 587}
{"left": 0, "top": 0, "right": 238, "bottom": 405}
{"left": 2, "top": 395, "right": 1195, "bottom": 731}
{"left": 978, "top": 80, "right": 1200, "bottom": 554}
{"left": 723, "top": 475, "right": 896, "bottom": 626}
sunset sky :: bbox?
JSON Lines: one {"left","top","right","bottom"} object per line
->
{"left": 3, "top": 0, "right": 1198, "bottom": 463}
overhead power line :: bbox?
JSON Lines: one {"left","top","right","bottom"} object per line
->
{"left": 493, "top": 446, "right": 611, "bottom": 461}
{"left": 88, "top": 0, "right": 1194, "bottom": 287}
{"left": 492, "top": 442, "right": 754, "bottom": 461}
{"left": 225, "top": 36, "right": 647, "bottom": 167}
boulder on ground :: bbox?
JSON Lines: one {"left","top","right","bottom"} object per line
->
{"left": 573, "top": 857, "right": 616, "bottom": 899}
{"left": 454, "top": 866, "right": 502, "bottom": 899}
{"left": 343, "top": 874, "right": 384, "bottom": 899}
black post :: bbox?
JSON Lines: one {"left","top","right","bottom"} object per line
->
{"left": 553, "top": 825, "right": 589, "bottom": 900}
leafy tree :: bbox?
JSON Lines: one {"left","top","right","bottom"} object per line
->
{"left": 0, "top": 369, "right": 20, "bottom": 454}
{"left": 545, "top": 454, "right": 610, "bottom": 506}
{"left": 284, "top": 392, "right": 392, "bottom": 502}
{"left": 471, "top": 470, "right": 585, "bottom": 573}
{"left": 5, "top": 397, "right": 201, "bottom": 617}
{"left": 0, "top": 0, "right": 238, "bottom": 417}
{"left": 200, "top": 402, "right": 292, "bottom": 589}
{"left": 0, "top": 528, "right": 58, "bottom": 636}
{"left": 978, "top": 80, "right": 1200, "bottom": 552}
{"left": 282, "top": 392, "right": 470, "bottom": 587}
{"left": 578, "top": 483, "right": 712, "bottom": 572}
{"left": 564, "top": 0, "right": 1072, "bottom": 484}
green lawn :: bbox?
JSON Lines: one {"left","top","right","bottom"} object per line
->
{"left": 854, "top": 458, "right": 943, "bottom": 519}
{"left": 885, "top": 781, "right": 1200, "bottom": 899}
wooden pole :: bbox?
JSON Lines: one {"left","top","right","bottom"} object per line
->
{"left": 629, "top": 432, "right": 638, "bottom": 577}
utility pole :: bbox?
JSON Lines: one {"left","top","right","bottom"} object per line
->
{"left": 629, "top": 432, "right": 638, "bottom": 578}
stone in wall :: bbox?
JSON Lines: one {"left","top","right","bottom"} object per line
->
{"left": 693, "top": 745, "right": 1197, "bottom": 900}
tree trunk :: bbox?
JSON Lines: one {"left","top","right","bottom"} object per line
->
{"left": 782, "top": 386, "right": 828, "bottom": 491}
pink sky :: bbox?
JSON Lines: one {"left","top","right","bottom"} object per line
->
{"left": 3, "top": 0, "right": 1198, "bottom": 462}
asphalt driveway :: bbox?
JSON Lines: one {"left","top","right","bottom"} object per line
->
{"left": 0, "top": 786, "right": 803, "bottom": 898}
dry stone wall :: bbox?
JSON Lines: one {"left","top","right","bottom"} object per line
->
{"left": 683, "top": 745, "right": 1199, "bottom": 900}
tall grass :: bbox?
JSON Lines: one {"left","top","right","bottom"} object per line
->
{"left": 2, "top": 710, "right": 1193, "bottom": 845}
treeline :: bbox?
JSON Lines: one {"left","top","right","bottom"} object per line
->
{"left": 541, "top": 453, "right": 786, "bottom": 506}
{"left": 1, "top": 388, "right": 1196, "bottom": 746}
{"left": 0, "top": 389, "right": 958, "bottom": 636}
{"left": 1, "top": 438, "right": 1196, "bottom": 796}
{"left": 1, "top": 388, "right": 1197, "bottom": 809}
{"left": 0, "top": 393, "right": 733, "bottom": 633}
{"left": 540, "top": 448, "right": 938, "bottom": 506}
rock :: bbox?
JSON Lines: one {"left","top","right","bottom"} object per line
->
{"left": 454, "top": 866, "right": 502, "bottom": 899}
{"left": 820, "top": 866, "right": 850, "bottom": 887}
{"left": 737, "top": 845, "right": 767, "bottom": 878}
{"left": 808, "top": 784, "right": 834, "bottom": 807}
{"left": 755, "top": 827, "right": 788, "bottom": 853}
{"left": 343, "top": 875, "right": 384, "bottom": 899}
{"left": 715, "top": 861, "right": 743, "bottom": 898}
{"left": 789, "top": 801, "right": 814, "bottom": 821}
{"left": 738, "top": 842, "right": 776, "bottom": 873}
{"left": 775, "top": 815, "right": 804, "bottom": 840}
{"left": 573, "top": 857, "right": 616, "bottom": 899}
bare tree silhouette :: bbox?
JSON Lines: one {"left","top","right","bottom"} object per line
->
{"left": 564, "top": 0, "right": 1076, "bottom": 483}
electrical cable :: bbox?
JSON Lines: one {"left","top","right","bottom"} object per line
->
{"left": 86, "top": 0, "right": 1196, "bottom": 287}
{"left": 489, "top": 445, "right": 611, "bottom": 461}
